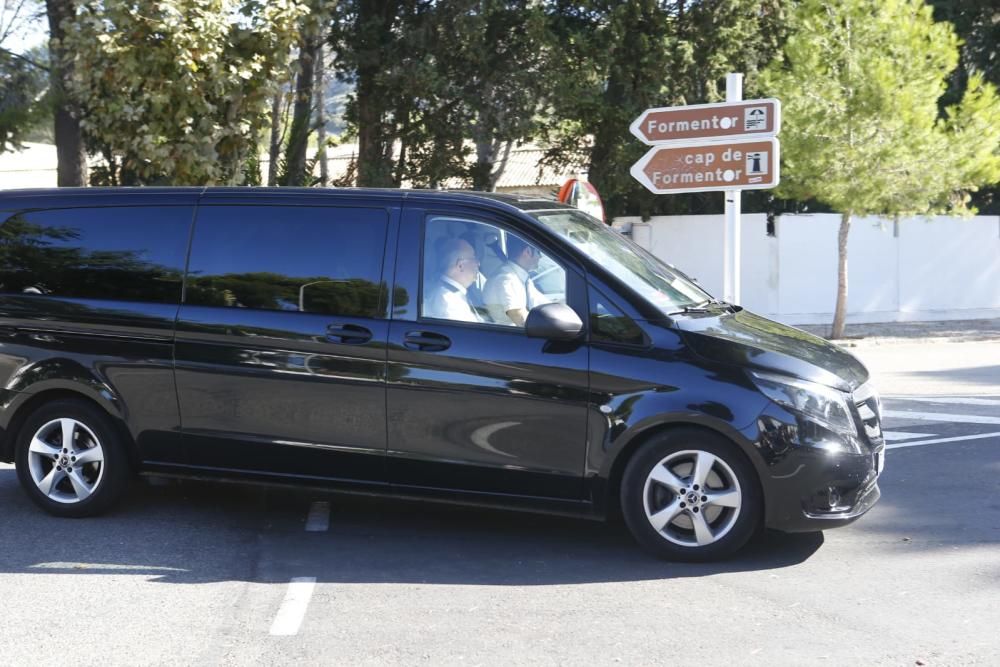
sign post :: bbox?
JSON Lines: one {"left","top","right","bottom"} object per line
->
{"left": 628, "top": 75, "right": 780, "bottom": 307}
{"left": 724, "top": 72, "right": 743, "bottom": 305}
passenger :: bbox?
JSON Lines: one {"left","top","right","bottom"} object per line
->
{"left": 483, "top": 236, "right": 548, "bottom": 326}
{"left": 423, "top": 238, "right": 482, "bottom": 323}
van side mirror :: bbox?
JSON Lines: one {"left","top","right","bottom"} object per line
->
{"left": 525, "top": 303, "right": 584, "bottom": 341}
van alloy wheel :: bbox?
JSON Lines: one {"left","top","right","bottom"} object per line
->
{"left": 16, "top": 400, "right": 129, "bottom": 517}
{"left": 621, "top": 428, "right": 761, "bottom": 561}
{"left": 642, "top": 449, "right": 742, "bottom": 547}
{"left": 26, "top": 418, "right": 106, "bottom": 504}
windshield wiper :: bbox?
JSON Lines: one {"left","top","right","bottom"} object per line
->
{"left": 668, "top": 298, "right": 731, "bottom": 315}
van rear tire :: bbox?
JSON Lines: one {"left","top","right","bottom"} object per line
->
{"left": 14, "top": 400, "right": 129, "bottom": 518}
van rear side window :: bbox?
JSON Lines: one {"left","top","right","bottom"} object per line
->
{"left": 0, "top": 207, "right": 191, "bottom": 303}
{"left": 183, "top": 205, "right": 388, "bottom": 318}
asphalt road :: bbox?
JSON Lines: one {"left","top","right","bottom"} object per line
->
{"left": 0, "top": 342, "right": 998, "bottom": 666}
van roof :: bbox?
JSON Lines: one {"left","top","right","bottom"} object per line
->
{"left": 0, "top": 186, "right": 574, "bottom": 215}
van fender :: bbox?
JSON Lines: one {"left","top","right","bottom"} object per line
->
{"left": 0, "top": 358, "right": 126, "bottom": 434}
{"left": 601, "top": 412, "right": 767, "bottom": 479}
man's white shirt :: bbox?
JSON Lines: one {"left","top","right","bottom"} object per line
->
{"left": 424, "top": 276, "right": 479, "bottom": 322}
{"left": 483, "top": 261, "right": 547, "bottom": 326}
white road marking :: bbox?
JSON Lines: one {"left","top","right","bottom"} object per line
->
{"left": 886, "top": 431, "right": 1000, "bottom": 450}
{"left": 269, "top": 577, "right": 317, "bottom": 637}
{"left": 882, "top": 410, "right": 1000, "bottom": 425}
{"left": 305, "top": 501, "right": 331, "bottom": 532}
{"left": 883, "top": 430, "right": 938, "bottom": 443}
{"left": 883, "top": 396, "right": 1000, "bottom": 407}
{"left": 0, "top": 463, "right": 13, "bottom": 470}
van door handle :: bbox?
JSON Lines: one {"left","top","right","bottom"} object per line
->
{"left": 403, "top": 331, "right": 451, "bottom": 352}
{"left": 325, "top": 323, "right": 372, "bottom": 344}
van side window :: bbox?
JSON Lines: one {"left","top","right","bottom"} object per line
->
{"left": 0, "top": 207, "right": 190, "bottom": 303}
{"left": 590, "top": 287, "right": 646, "bottom": 346}
{"left": 421, "top": 215, "right": 567, "bottom": 327}
{"left": 184, "top": 206, "right": 387, "bottom": 318}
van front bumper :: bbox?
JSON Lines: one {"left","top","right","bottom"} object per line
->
{"left": 751, "top": 409, "right": 884, "bottom": 533}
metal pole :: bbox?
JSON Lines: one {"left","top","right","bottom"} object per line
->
{"left": 724, "top": 72, "right": 743, "bottom": 304}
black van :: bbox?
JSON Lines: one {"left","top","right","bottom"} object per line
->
{"left": 0, "top": 188, "right": 884, "bottom": 561}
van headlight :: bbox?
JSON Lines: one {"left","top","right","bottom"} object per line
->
{"left": 749, "top": 371, "right": 862, "bottom": 452}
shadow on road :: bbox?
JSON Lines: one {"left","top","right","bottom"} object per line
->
{"left": 0, "top": 470, "right": 824, "bottom": 585}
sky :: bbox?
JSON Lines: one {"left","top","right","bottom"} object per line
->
{"left": 0, "top": 2, "right": 46, "bottom": 54}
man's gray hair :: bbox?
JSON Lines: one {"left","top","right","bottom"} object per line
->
{"left": 437, "top": 237, "right": 471, "bottom": 273}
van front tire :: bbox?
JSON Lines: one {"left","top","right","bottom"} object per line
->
{"left": 621, "top": 428, "right": 761, "bottom": 561}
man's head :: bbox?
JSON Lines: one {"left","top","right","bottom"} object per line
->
{"left": 438, "top": 237, "right": 479, "bottom": 288}
{"left": 507, "top": 235, "right": 540, "bottom": 271}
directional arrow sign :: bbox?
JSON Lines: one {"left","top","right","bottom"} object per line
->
{"left": 630, "top": 138, "right": 780, "bottom": 194}
{"left": 631, "top": 99, "right": 781, "bottom": 145}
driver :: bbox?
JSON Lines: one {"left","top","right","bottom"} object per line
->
{"left": 483, "top": 235, "right": 547, "bottom": 326}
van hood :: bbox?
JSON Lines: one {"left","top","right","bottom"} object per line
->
{"left": 675, "top": 308, "right": 869, "bottom": 392}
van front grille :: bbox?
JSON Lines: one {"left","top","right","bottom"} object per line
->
{"left": 853, "top": 382, "right": 883, "bottom": 447}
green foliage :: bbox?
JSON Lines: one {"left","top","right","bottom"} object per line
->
{"left": 1, "top": 1, "right": 48, "bottom": 153}
{"left": 329, "top": 0, "right": 435, "bottom": 187}
{"left": 762, "top": 0, "right": 1000, "bottom": 217}
{"left": 431, "top": 0, "right": 551, "bottom": 190}
{"left": 330, "top": 0, "right": 552, "bottom": 190}
{"left": 0, "top": 49, "right": 48, "bottom": 153}
{"left": 928, "top": 0, "right": 1000, "bottom": 102}
{"left": 62, "top": 0, "right": 307, "bottom": 185}
{"left": 927, "top": 1, "right": 1000, "bottom": 213}
{"left": 541, "top": 0, "right": 786, "bottom": 218}
{"left": 33, "top": 0, "right": 790, "bottom": 199}
{"left": 279, "top": 0, "right": 328, "bottom": 187}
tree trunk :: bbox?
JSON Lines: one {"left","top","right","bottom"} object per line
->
{"left": 588, "top": 0, "right": 664, "bottom": 216}
{"left": 45, "top": 0, "right": 86, "bottom": 186}
{"left": 471, "top": 138, "right": 494, "bottom": 191}
{"left": 470, "top": 81, "right": 496, "bottom": 191}
{"left": 267, "top": 91, "right": 282, "bottom": 186}
{"left": 830, "top": 211, "right": 852, "bottom": 339}
{"left": 488, "top": 140, "right": 513, "bottom": 192}
{"left": 315, "top": 44, "right": 328, "bottom": 187}
{"left": 240, "top": 126, "right": 262, "bottom": 186}
{"left": 393, "top": 136, "right": 407, "bottom": 187}
{"left": 355, "top": 69, "right": 394, "bottom": 187}
{"left": 354, "top": 0, "right": 399, "bottom": 188}
{"left": 281, "top": 41, "right": 317, "bottom": 187}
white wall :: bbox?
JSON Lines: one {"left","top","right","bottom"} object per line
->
{"left": 616, "top": 212, "right": 1000, "bottom": 325}
{"left": 776, "top": 214, "right": 901, "bottom": 322}
{"left": 0, "top": 143, "right": 59, "bottom": 189}
{"left": 740, "top": 213, "right": 776, "bottom": 315}
{"left": 898, "top": 216, "right": 1000, "bottom": 314}
{"left": 616, "top": 215, "right": 731, "bottom": 297}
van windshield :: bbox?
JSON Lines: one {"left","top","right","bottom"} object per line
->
{"left": 528, "top": 208, "right": 711, "bottom": 315}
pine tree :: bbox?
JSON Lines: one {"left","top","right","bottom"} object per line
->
{"left": 762, "top": 0, "right": 1000, "bottom": 338}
